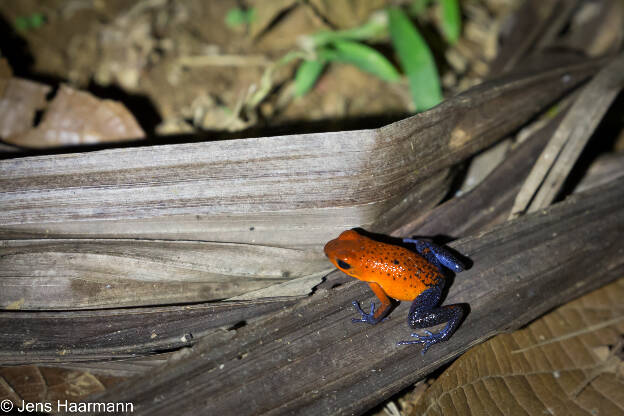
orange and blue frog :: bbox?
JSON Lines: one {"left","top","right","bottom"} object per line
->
{"left": 324, "top": 229, "right": 466, "bottom": 354}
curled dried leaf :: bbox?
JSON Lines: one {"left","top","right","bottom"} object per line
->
{"left": 4, "top": 84, "right": 145, "bottom": 148}
{"left": 0, "top": 78, "right": 50, "bottom": 139}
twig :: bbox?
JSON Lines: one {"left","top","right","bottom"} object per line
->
{"left": 177, "top": 55, "right": 271, "bottom": 67}
{"left": 509, "top": 52, "right": 624, "bottom": 218}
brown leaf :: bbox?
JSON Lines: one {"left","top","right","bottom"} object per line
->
{"left": 0, "top": 78, "right": 51, "bottom": 139}
{"left": 408, "top": 278, "right": 624, "bottom": 415}
{"left": 253, "top": 2, "right": 327, "bottom": 51}
{"left": 248, "top": 0, "right": 300, "bottom": 39}
{"left": 308, "top": 0, "right": 386, "bottom": 29}
{"left": 0, "top": 365, "right": 126, "bottom": 406}
{"left": 5, "top": 84, "right": 145, "bottom": 148}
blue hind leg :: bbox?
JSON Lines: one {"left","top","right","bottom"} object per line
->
{"left": 397, "top": 286, "right": 465, "bottom": 354}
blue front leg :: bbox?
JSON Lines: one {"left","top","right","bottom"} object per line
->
{"left": 351, "top": 282, "right": 394, "bottom": 325}
{"left": 351, "top": 301, "right": 386, "bottom": 324}
{"left": 403, "top": 238, "right": 465, "bottom": 273}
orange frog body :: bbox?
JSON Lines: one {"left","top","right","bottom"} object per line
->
{"left": 324, "top": 229, "right": 467, "bottom": 354}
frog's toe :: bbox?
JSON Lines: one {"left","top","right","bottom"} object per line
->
{"left": 404, "top": 330, "right": 433, "bottom": 340}
{"left": 397, "top": 330, "right": 444, "bottom": 354}
{"left": 351, "top": 300, "right": 377, "bottom": 324}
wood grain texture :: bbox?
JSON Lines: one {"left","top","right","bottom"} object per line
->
{"left": 0, "top": 239, "right": 329, "bottom": 309}
{"left": 82, "top": 176, "right": 624, "bottom": 416}
{"left": 511, "top": 52, "right": 624, "bottom": 217}
{"left": 37, "top": 357, "right": 171, "bottom": 378}
{"left": 1, "top": 58, "right": 603, "bottom": 309}
{"left": 0, "top": 60, "right": 602, "bottom": 242}
{"left": 488, "top": 0, "right": 573, "bottom": 74}
{"left": 392, "top": 107, "right": 565, "bottom": 239}
{"left": 6, "top": 137, "right": 621, "bottom": 367}
{"left": 0, "top": 298, "right": 298, "bottom": 365}
{"left": 575, "top": 152, "right": 624, "bottom": 193}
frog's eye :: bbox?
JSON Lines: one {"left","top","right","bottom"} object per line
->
{"left": 337, "top": 259, "right": 351, "bottom": 269}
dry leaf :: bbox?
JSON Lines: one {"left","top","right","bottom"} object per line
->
{"left": 248, "top": 0, "right": 299, "bottom": 39}
{"left": 308, "top": 0, "right": 387, "bottom": 29}
{"left": 254, "top": 3, "right": 327, "bottom": 52}
{"left": 0, "top": 78, "right": 51, "bottom": 139}
{"left": 408, "top": 278, "right": 624, "bottom": 415}
{"left": 5, "top": 84, "right": 145, "bottom": 148}
{"left": 94, "top": 1, "right": 166, "bottom": 90}
{"left": 0, "top": 239, "right": 329, "bottom": 309}
{"left": 0, "top": 365, "right": 126, "bottom": 407}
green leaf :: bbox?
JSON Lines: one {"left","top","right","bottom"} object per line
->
{"left": 387, "top": 7, "right": 442, "bottom": 111}
{"left": 409, "top": 0, "right": 434, "bottom": 16}
{"left": 438, "top": 0, "right": 461, "bottom": 44}
{"left": 307, "top": 11, "right": 388, "bottom": 48}
{"left": 327, "top": 40, "right": 400, "bottom": 82}
{"left": 14, "top": 16, "right": 29, "bottom": 31}
{"left": 14, "top": 13, "right": 45, "bottom": 31}
{"left": 294, "top": 60, "right": 326, "bottom": 97}
{"left": 28, "top": 13, "right": 45, "bottom": 28}
{"left": 225, "top": 7, "right": 255, "bottom": 28}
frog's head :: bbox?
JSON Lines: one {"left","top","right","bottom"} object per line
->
{"left": 324, "top": 230, "right": 368, "bottom": 280}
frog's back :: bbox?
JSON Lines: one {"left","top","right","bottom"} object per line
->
{"left": 360, "top": 239, "right": 442, "bottom": 301}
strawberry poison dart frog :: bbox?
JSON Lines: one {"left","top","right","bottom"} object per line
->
{"left": 324, "top": 230, "right": 466, "bottom": 354}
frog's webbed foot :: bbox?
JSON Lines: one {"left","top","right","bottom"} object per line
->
{"left": 351, "top": 300, "right": 384, "bottom": 325}
{"left": 397, "top": 330, "right": 445, "bottom": 355}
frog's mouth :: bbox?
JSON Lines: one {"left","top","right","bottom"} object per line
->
{"left": 323, "top": 238, "right": 338, "bottom": 258}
